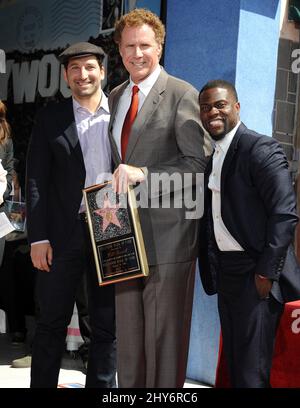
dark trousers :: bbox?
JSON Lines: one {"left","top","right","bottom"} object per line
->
{"left": 116, "top": 261, "right": 196, "bottom": 388}
{"left": 30, "top": 219, "right": 116, "bottom": 388}
{"left": 217, "top": 251, "right": 284, "bottom": 388}
{"left": 75, "top": 274, "right": 91, "bottom": 363}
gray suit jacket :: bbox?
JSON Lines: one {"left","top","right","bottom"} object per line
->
{"left": 108, "top": 69, "right": 208, "bottom": 266}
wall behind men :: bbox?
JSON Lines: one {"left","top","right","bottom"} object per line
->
{"left": 165, "top": 0, "right": 281, "bottom": 137}
{"left": 236, "top": 0, "right": 281, "bottom": 136}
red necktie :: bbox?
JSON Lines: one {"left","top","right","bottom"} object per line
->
{"left": 121, "top": 85, "right": 139, "bottom": 161}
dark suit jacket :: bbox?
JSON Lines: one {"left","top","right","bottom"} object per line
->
{"left": 108, "top": 69, "right": 208, "bottom": 266}
{"left": 26, "top": 98, "right": 86, "bottom": 255}
{"left": 199, "top": 123, "right": 300, "bottom": 303}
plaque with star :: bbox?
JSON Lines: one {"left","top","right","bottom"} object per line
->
{"left": 83, "top": 181, "right": 149, "bottom": 286}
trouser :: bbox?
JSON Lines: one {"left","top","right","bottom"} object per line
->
{"left": 30, "top": 219, "right": 116, "bottom": 388}
{"left": 116, "top": 261, "right": 196, "bottom": 388}
{"left": 75, "top": 274, "right": 91, "bottom": 363}
{"left": 217, "top": 251, "right": 284, "bottom": 388}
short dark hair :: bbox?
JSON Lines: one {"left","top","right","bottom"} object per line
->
{"left": 199, "top": 80, "right": 238, "bottom": 102}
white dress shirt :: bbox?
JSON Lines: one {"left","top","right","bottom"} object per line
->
{"left": 208, "top": 121, "right": 244, "bottom": 251}
{"left": 73, "top": 93, "right": 112, "bottom": 209}
{"left": 112, "top": 64, "right": 162, "bottom": 156}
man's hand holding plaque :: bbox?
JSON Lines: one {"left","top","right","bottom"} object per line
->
{"left": 112, "top": 163, "right": 146, "bottom": 194}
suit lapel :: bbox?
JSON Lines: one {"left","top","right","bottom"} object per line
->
{"left": 109, "top": 81, "right": 129, "bottom": 135}
{"left": 205, "top": 156, "right": 213, "bottom": 178}
{"left": 61, "top": 98, "right": 85, "bottom": 170}
{"left": 220, "top": 123, "right": 245, "bottom": 193}
{"left": 125, "top": 70, "right": 168, "bottom": 162}
{"left": 204, "top": 155, "right": 213, "bottom": 191}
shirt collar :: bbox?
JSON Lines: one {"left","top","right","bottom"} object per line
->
{"left": 72, "top": 91, "right": 109, "bottom": 115}
{"left": 215, "top": 121, "right": 241, "bottom": 153}
{"left": 129, "top": 65, "right": 162, "bottom": 97}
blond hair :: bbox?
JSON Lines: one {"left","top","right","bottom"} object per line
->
{"left": 114, "top": 8, "right": 165, "bottom": 47}
{"left": 0, "top": 100, "right": 11, "bottom": 144}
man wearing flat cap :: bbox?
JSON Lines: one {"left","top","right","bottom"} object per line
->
{"left": 26, "top": 42, "right": 116, "bottom": 388}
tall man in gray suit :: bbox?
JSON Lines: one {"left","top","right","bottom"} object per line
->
{"left": 108, "top": 8, "right": 207, "bottom": 388}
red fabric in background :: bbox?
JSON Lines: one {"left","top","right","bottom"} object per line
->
{"left": 215, "top": 301, "right": 300, "bottom": 388}
{"left": 270, "top": 301, "right": 300, "bottom": 387}
{"left": 215, "top": 335, "right": 231, "bottom": 388}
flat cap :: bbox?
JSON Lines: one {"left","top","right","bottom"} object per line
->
{"left": 58, "top": 42, "right": 105, "bottom": 64}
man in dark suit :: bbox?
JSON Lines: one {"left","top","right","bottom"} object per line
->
{"left": 108, "top": 9, "right": 207, "bottom": 388}
{"left": 26, "top": 42, "right": 115, "bottom": 388}
{"left": 198, "top": 79, "right": 300, "bottom": 388}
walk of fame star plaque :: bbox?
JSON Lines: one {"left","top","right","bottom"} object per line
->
{"left": 83, "top": 181, "right": 149, "bottom": 286}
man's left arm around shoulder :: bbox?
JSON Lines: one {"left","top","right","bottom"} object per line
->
{"left": 155, "top": 85, "right": 208, "bottom": 176}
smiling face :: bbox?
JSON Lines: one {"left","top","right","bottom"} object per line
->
{"left": 63, "top": 55, "right": 104, "bottom": 102}
{"left": 119, "top": 24, "right": 162, "bottom": 84}
{"left": 199, "top": 87, "right": 240, "bottom": 141}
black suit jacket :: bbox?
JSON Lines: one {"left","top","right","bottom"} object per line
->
{"left": 199, "top": 123, "right": 300, "bottom": 303}
{"left": 26, "top": 98, "right": 86, "bottom": 254}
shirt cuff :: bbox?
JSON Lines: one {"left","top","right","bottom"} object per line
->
{"left": 31, "top": 240, "right": 50, "bottom": 245}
